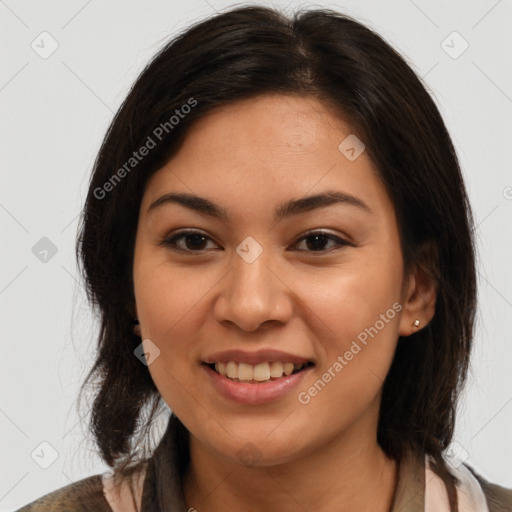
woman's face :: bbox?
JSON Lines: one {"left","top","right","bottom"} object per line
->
{"left": 133, "top": 94, "right": 421, "bottom": 465}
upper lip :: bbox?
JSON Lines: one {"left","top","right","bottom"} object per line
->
{"left": 202, "top": 349, "right": 313, "bottom": 366}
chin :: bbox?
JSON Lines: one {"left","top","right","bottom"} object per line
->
{"left": 200, "top": 430, "right": 307, "bottom": 468}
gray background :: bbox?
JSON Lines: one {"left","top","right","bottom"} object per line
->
{"left": 1, "top": 0, "right": 511, "bottom": 509}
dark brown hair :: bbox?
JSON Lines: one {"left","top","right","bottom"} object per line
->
{"left": 76, "top": 5, "right": 477, "bottom": 509}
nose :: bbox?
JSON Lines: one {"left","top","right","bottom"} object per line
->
{"left": 213, "top": 248, "right": 293, "bottom": 332}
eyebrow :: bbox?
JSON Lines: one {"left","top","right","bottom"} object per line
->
{"left": 147, "top": 189, "right": 372, "bottom": 221}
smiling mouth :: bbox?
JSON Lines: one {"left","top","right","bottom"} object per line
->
{"left": 203, "top": 361, "right": 315, "bottom": 383}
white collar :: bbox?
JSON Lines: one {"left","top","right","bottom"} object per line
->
{"left": 425, "top": 455, "right": 489, "bottom": 512}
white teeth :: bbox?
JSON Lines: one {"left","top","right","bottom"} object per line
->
{"left": 213, "top": 361, "right": 309, "bottom": 382}
{"left": 253, "top": 363, "right": 271, "bottom": 381}
{"left": 269, "top": 361, "right": 284, "bottom": 378}
{"left": 283, "top": 363, "right": 294, "bottom": 376}
{"left": 238, "top": 363, "right": 253, "bottom": 381}
{"left": 226, "top": 361, "right": 238, "bottom": 379}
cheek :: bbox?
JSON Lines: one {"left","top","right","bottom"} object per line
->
{"left": 133, "top": 263, "right": 211, "bottom": 406}
{"left": 294, "top": 256, "right": 402, "bottom": 410}
{"left": 298, "top": 254, "right": 403, "bottom": 345}
{"left": 134, "top": 259, "right": 205, "bottom": 336}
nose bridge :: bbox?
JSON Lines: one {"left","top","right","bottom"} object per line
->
{"left": 213, "top": 237, "right": 292, "bottom": 331}
{"left": 233, "top": 242, "right": 273, "bottom": 297}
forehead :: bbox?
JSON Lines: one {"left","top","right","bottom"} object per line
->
{"left": 180, "top": 93, "right": 354, "bottom": 153}
{"left": 140, "top": 94, "right": 391, "bottom": 222}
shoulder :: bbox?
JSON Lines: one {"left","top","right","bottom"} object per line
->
{"left": 467, "top": 465, "right": 512, "bottom": 512}
{"left": 14, "top": 474, "right": 112, "bottom": 512}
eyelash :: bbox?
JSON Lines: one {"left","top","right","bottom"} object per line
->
{"left": 159, "top": 229, "right": 352, "bottom": 254}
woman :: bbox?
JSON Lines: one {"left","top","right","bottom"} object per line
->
{"left": 16, "top": 5, "right": 512, "bottom": 511}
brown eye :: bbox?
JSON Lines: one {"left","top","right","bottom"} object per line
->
{"left": 293, "top": 231, "right": 351, "bottom": 253}
{"left": 160, "top": 231, "right": 218, "bottom": 252}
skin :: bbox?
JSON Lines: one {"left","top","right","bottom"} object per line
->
{"left": 132, "top": 94, "right": 437, "bottom": 511}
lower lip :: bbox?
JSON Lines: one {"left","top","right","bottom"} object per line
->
{"left": 202, "top": 364, "right": 313, "bottom": 405}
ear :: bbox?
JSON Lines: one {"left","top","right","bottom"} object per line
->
{"left": 126, "top": 301, "right": 139, "bottom": 321}
{"left": 398, "top": 240, "right": 438, "bottom": 337}
{"left": 128, "top": 302, "right": 141, "bottom": 337}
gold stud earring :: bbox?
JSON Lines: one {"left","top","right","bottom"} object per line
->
{"left": 413, "top": 319, "right": 420, "bottom": 327}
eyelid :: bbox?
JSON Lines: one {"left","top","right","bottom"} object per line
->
{"left": 159, "top": 228, "right": 353, "bottom": 253}
{"left": 294, "top": 228, "right": 353, "bottom": 245}
{"left": 290, "top": 230, "right": 352, "bottom": 253}
{"left": 158, "top": 229, "right": 219, "bottom": 252}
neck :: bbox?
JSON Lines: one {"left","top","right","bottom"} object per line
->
{"left": 183, "top": 419, "right": 398, "bottom": 512}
